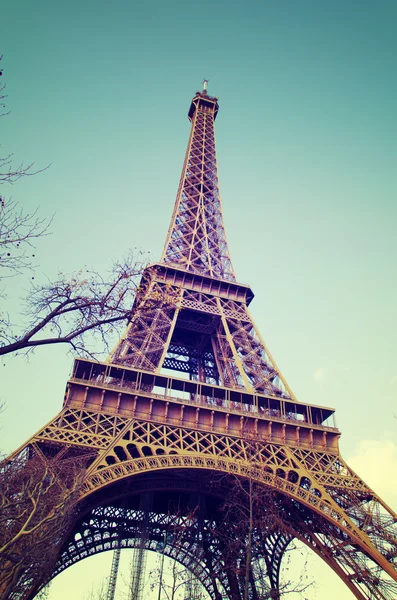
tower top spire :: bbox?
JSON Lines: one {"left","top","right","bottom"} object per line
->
{"left": 161, "top": 86, "right": 233, "bottom": 281}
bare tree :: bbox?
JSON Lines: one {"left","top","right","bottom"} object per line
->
{"left": 213, "top": 439, "right": 313, "bottom": 600}
{"left": 84, "top": 579, "right": 108, "bottom": 600}
{"left": 0, "top": 450, "right": 88, "bottom": 600}
{"left": 0, "top": 56, "right": 8, "bottom": 118}
{"left": 150, "top": 553, "right": 194, "bottom": 600}
{"left": 0, "top": 56, "right": 51, "bottom": 277}
{"left": 0, "top": 155, "right": 47, "bottom": 186}
{"left": 0, "top": 57, "right": 151, "bottom": 361}
{"left": 0, "top": 252, "right": 150, "bottom": 359}
{"left": 147, "top": 508, "right": 208, "bottom": 600}
{"left": 149, "top": 547, "right": 207, "bottom": 600}
{"left": 0, "top": 197, "right": 51, "bottom": 276}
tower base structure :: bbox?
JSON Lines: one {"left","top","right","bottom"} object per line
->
{"left": 3, "top": 356, "right": 396, "bottom": 600}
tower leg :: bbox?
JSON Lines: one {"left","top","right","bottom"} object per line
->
{"left": 129, "top": 493, "right": 153, "bottom": 600}
{"left": 263, "top": 532, "right": 293, "bottom": 598}
{"left": 107, "top": 547, "right": 121, "bottom": 600}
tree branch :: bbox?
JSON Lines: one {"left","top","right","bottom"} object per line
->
{"left": 0, "top": 252, "right": 149, "bottom": 359}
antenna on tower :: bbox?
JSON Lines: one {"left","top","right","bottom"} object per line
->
{"left": 202, "top": 79, "right": 208, "bottom": 94}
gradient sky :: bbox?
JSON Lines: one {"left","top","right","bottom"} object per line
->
{"left": 1, "top": 1, "right": 397, "bottom": 598}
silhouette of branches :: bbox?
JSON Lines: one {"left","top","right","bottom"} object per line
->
{"left": 0, "top": 450, "right": 88, "bottom": 600}
{"left": 0, "top": 58, "right": 151, "bottom": 361}
{"left": 0, "top": 252, "right": 149, "bottom": 359}
{"left": 0, "top": 56, "right": 51, "bottom": 277}
{"left": 0, "top": 197, "right": 51, "bottom": 276}
{"left": 212, "top": 438, "right": 313, "bottom": 600}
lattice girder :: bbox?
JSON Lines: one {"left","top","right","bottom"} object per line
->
{"left": 12, "top": 401, "right": 396, "bottom": 600}
{"left": 161, "top": 90, "right": 235, "bottom": 281}
{"left": 260, "top": 532, "right": 293, "bottom": 593}
{"left": 110, "top": 261, "right": 293, "bottom": 397}
{"left": 3, "top": 86, "right": 396, "bottom": 600}
{"left": 111, "top": 274, "right": 182, "bottom": 370}
{"left": 53, "top": 502, "right": 229, "bottom": 599}
{"left": 49, "top": 474, "right": 298, "bottom": 600}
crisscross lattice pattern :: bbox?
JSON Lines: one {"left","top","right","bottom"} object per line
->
{"left": 161, "top": 92, "right": 235, "bottom": 281}
{"left": 4, "top": 87, "right": 397, "bottom": 600}
{"left": 25, "top": 404, "right": 397, "bottom": 599}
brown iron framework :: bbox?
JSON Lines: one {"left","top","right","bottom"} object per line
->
{"left": 3, "top": 85, "right": 397, "bottom": 600}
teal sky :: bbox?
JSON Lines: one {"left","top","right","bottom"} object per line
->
{"left": 1, "top": 1, "right": 397, "bottom": 598}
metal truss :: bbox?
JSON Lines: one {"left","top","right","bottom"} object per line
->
{"left": 106, "top": 546, "right": 120, "bottom": 600}
{"left": 129, "top": 492, "right": 153, "bottom": 600}
{"left": 53, "top": 503, "right": 229, "bottom": 600}
{"left": 105, "top": 83, "right": 293, "bottom": 393}
{"left": 110, "top": 266, "right": 292, "bottom": 398}
{"left": 13, "top": 402, "right": 396, "bottom": 600}
{"left": 105, "top": 79, "right": 319, "bottom": 418}
{"left": 161, "top": 88, "right": 235, "bottom": 282}
{"left": 3, "top": 85, "right": 397, "bottom": 600}
{"left": 51, "top": 477, "right": 296, "bottom": 600}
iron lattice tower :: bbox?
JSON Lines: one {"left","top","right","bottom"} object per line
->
{"left": 3, "top": 85, "right": 397, "bottom": 600}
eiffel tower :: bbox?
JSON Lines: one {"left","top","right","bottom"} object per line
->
{"left": 4, "top": 83, "right": 397, "bottom": 600}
